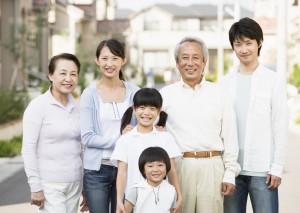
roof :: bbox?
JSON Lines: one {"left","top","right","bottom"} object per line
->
{"left": 255, "top": 17, "right": 277, "bottom": 34}
{"left": 74, "top": 4, "right": 95, "bottom": 19}
{"left": 130, "top": 3, "right": 253, "bottom": 19}
{"left": 116, "top": 9, "right": 134, "bottom": 19}
{"left": 97, "top": 19, "right": 130, "bottom": 33}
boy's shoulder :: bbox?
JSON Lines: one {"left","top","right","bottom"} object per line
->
{"left": 161, "top": 179, "right": 175, "bottom": 188}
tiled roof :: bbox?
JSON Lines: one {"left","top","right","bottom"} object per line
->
{"left": 74, "top": 4, "right": 95, "bottom": 19}
{"left": 116, "top": 9, "right": 134, "bottom": 19}
{"left": 255, "top": 17, "right": 277, "bottom": 34}
{"left": 97, "top": 19, "right": 130, "bottom": 33}
{"left": 131, "top": 3, "right": 253, "bottom": 19}
{"left": 154, "top": 4, "right": 201, "bottom": 18}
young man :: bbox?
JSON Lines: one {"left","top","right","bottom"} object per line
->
{"left": 221, "top": 17, "right": 289, "bottom": 213}
{"left": 160, "top": 36, "right": 240, "bottom": 213}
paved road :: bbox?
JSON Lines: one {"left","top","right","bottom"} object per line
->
{"left": 0, "top": 169, "right": 30, "bottom": 206}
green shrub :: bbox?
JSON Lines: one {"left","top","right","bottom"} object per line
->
{"left": 205, "top": 71, "right": 218, "bottom": 83}
{"left": 289, "top": 64, "right": 300, "bottom": 90}
{"left": 0, "top": 89, "right": 28, "bottom": 125}
{"left": 40, "top": 80, "right": 51, "bottom": 94}
{"left": 0, "top": 135, "right": 22, "bottom": 157}
{"left": 295, "top": 115, "right": 300, "bottom": 125}
{"left": 154, "top": 74, "right": 165, "bottom": 84}
{"left": 79, "top": 61, "right": 98, "bottom": 92}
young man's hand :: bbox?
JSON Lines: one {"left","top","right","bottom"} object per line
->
{"left": 222, "top": 182, "right": 235, "bottom": 196}
{"left": 266, "top": 174, "right": 281, "bottom": 189}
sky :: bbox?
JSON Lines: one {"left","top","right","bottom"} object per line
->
{"left": 116, "top": 0, "right": 255, "bottom": 11}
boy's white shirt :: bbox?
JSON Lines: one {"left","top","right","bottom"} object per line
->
{"left": 126, "top": 179, "right": 177, "bottom": 213}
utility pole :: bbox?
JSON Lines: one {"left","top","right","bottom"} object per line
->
{"left": 217, "top": 0, "right": 224, "bottom": 80}
{"left": 233, "top": 0, "right": 240, "bottom": 67}
{"left": 276, "top": 0, "right": 287, "bottom": 81}
{"left": 234, "top": 0, "right": 241, "bottom": 22}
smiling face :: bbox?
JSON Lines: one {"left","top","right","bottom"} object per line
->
{"left": 176, "top": 41, "right": 207, "bottom": 88}
{"left": 95, "top": 46, "right": 126, "bottom": 80}
{"left": 143, "top": 161, "right": 167, "bottom": 187}
{"left": 233, "top": 37, "right": 261, "bottom": 67}
{"left": 48, "top": 59, "right": 78, "bottom": 96}
{"left": 133, "top": 105, "right": 160, "bottom": 133}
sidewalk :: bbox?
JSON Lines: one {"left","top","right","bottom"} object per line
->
{"left": 0, "top": 121, "right": 299, "bottom": 212}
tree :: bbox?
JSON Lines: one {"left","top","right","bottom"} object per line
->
{"left": 289, "top": 64, "right": 300, "bottom": 90}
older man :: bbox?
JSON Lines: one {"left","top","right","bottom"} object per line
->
{"left": 160, "top": 36, "right": 240, "bottom": 213}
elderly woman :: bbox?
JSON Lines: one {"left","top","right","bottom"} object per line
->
{"left": 22, "top": 53, "right": 83, "bottom": 213}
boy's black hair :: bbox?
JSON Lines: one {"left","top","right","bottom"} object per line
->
{"left": 138, "top": 147, "right": 171, "bottom": 179}
{"left": 120, "top": 88, "right": 168, "bottom": 134}
{"left": 229, "top": 17, "right": 264, "bottom": 56}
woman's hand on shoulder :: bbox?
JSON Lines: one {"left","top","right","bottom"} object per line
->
{"left": 155, "top": 125, "right": 166, "bottom": 132}
{"left": 122, "top": 124, "right": 134, "bottom": 134}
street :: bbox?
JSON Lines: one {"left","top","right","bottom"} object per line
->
{"left": 0, "top": 169, "right": 30, "bottom": 206}
{"left": 0, "top": 122, "right": 299, "bottom": 213}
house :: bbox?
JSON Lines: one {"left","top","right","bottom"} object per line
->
{"left": 254, "top": 0, "right": 300, "bottom": 76}
{"left": 0, "top": 0, "right": 109, "bottom": 90}
{"left": 125, "top": 3, "right": 253, "bottom": 81}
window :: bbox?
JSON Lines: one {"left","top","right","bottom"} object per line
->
{"left": 143, "top": 51, "right": 169, "bottom": 74}
{"left": 144, "top": 21, "right": 159, "bottom": 31}
{"left": 172, "top": 19, "right": 187, "bottom": 31}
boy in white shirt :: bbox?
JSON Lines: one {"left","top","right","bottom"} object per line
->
{"left": 125, "top": 147, "right": 177, "bottom": 213}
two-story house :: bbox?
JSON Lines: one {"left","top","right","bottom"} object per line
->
{"left": 126, "top": 3, "right": 253, "bottom": 82}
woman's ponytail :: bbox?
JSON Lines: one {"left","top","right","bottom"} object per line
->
{"left": 119, "top": 70, "right": 125, "bottom": 81}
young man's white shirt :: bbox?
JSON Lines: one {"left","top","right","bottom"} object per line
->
{"left": 220, "top": 64, "right": 289, "bottom": 177}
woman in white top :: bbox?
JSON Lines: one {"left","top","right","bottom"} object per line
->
{"left": 80, "top": 39, "right": 139, "bottom": 213}
{"left": 110, "top": 88, "right": 183, "bottom": 213}
{"left": 22, "top": 53, "right": 83, "bottom": 212}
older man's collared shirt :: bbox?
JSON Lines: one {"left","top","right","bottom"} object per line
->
{"left": 160, "top": 78, "right": 240, "bottom": 184}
